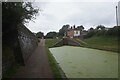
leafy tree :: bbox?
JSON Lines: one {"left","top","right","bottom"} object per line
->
{"left": 2, "top": 2, "right": 39, "bottom": 35}
{"left": 77, "top": 25, "right": 84, "bottom": 31}
{"left": 85, "top": 28, "right": 95, "bottom": 38}
{"left": 95, "top": 25, "right": 106, "bottom": 36}
{"left": 58, "top": 24, "right": 70, "bottom": 37}
{"left": 73, "top": 25, "right": 75, "bottom": 29}
{"left": 105, "top": 26, "right": 119, "bottom": 36}
{"left": 2, "top": 2, "right": 39, "bottom": 45}
{"left": 96, "top": 25, "right": 105, "bottom": 30}
{"left": 89, "top": 27, "right": 94, "bottom": 31}
{"left": 85, "top": 25, "right": 119, "bottom": 38}
{"left": 2, "top": 2, "right": 39, "bottom": 71}
{"left": 45, "top": 32, "right": 58, "bottom": 38}
{"left": 36, "top": 32, "right": 44, "bottom": 38}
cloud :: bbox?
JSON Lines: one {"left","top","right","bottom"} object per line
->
{"left": 26, "top": 2, "right": 119, "bottom": 35}
{"left": 34, "top": 0, "right": 120, "bottom": 2}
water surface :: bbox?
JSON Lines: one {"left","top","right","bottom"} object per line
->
{"left": 49, "top": 46, "right": 118, "bottom": 78}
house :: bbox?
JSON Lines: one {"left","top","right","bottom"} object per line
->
{"left": 66, "top": 26, "right": 88, "bottom": 39}
{"left": 66, "top": 27, "right": 81, "bottom": 38}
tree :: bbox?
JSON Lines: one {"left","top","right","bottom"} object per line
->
{"left": 105, "top": 26, "right": 119, "bottom": 36}
{"left": 89, "top": 27, "right": 94, "bottom": 31}
{"left": 2, "top": 2, "right": 39, "bottom": 46}
{"left": 85, "top": 27, "right": 95, "bottom": 38}
{"left": 36, "top": 32, "right": 44, "bottom": 38}
{"left": 96, "top": 25, "right": 105, "bottom": 30}
{"left": 77, "top": 25, "right": 84, "bottom": 31}
{"left": 45, "top": 32, "right": 58, "bottom": 38}
{"left": 2, "top": 2, "right": 39, "bottom": 35}
{"left": 58, "top": 24, "right": 70, "bottom": 37}
{"left": 95, "top": 25, "right": 106, "bottom": 36}
{"left": 73, "top": 25, "right": 75, "bottom": 29}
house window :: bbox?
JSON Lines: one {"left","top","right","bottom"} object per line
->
{"left": 76, "top": 31, "right": 78, "bottom": 34}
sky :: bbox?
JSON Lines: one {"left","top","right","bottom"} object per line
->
{"left": 25, "top": 0, "right": 120, "bottom": 35}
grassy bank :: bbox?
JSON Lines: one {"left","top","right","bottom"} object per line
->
{"left": 45, "top": 39, "right": 59, "bottom": 48}
{"left": 74, "top": 36, "right": 118, "bottom": 52}
{"left": 45, "top": 39, "right": 62, "bottom": 79}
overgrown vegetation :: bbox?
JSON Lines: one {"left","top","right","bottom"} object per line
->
{"left": 2, "top": 45, "right": 19, "bottom": 78}
{"left": 2, "top": 64, "right": 20, "bottom": 78}
{"left": 45, "top": 32, "right": 58, "bottom": 39}
{"left": 74, "top": 36, "right": 118, "bottom": 52}
{"left": 36, "top": 31, "right": 44, "bottom": 38}
{"left": 83, "top": 36, "right": 118, "bottom": 52}
{"left": 45, "top": 39, "right": 62, "bottom": 79}
{"left": 84, "top": 25, "right": 119, "bottom": 39}
{"left": 3, "top": 2, "right": 39, "bottom": 38}
{"left": 2, "top": 2, "right": 39, "bottom": 77}
{"left": 72, "top": 25, "right": 119, "bottom": 52}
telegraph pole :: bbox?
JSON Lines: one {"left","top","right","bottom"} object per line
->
{"left": 116, "top": 6, "right": 118, "bottom": 26}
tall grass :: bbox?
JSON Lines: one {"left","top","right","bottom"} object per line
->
{"left": 83, "top": 36, "right": 118, "bottom": 52}
{"left": 74, "top": 36, "right": 118, "bottom": 52}
{"left": 45, "top": 39, "right": 62, "bottom": 79}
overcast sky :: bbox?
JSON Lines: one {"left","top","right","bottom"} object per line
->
{"left": 25, "top": 0, "right": 120, "bottom": 35}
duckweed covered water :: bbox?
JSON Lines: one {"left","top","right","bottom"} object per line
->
{"left": 49, "top": 46, "right": 118, "bottom": 78}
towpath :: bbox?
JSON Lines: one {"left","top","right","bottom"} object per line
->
{"left": 13, "top": 39, "right": 53, "bottom": 78}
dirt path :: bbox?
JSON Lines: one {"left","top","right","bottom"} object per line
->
{"left": 13, "top": 39, "right": 53, "bottom": 78}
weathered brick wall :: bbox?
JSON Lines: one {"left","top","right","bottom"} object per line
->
{"left": 17, "top": 24, "right": 38, "bottom": 64}
{"left": 2, "top": 24, "right": 38, "bottom": 75}
{"left": 2, "top": 29, "right": 18, "bottom": 75}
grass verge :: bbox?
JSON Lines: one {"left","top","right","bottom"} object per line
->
{"left": 45, "top": 39, "right": 62, "bottom": 79}
{"left": 74, "top": 36, "right": 118, "bottom": 52}
{"left": 45, "top": 39, "right": 59, "bottom": 48}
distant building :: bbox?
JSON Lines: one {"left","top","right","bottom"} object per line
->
{"left": 67, "top": 28, "right": 80, "bottom": 38}
{"left": 66, "top": 26, "right": 88, "bottom": 38}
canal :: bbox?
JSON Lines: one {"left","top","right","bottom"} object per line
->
{"left": 49, "top": 46, "right": 118, "bottom": 78}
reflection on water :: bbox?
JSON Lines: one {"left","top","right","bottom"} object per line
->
{"left": 49, "top": 46, "right": 118, "bottom": 78}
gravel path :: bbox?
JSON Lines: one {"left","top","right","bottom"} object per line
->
{"left": 13, "top": 39, "right": 54, "bottom": 78}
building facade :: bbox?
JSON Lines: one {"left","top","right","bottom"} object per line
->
{"left": 67, "top": 29, "right": 80, "bottom": 38}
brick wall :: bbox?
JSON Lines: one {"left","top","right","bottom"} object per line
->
{"left": 2, "top": 24, "right": 38, "bottom": 75}
{"left": 67, "top": 30, "right": 74, "bottom": 38}
{"left": 17, "top": 24, "right": 38, "bottom": 64}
